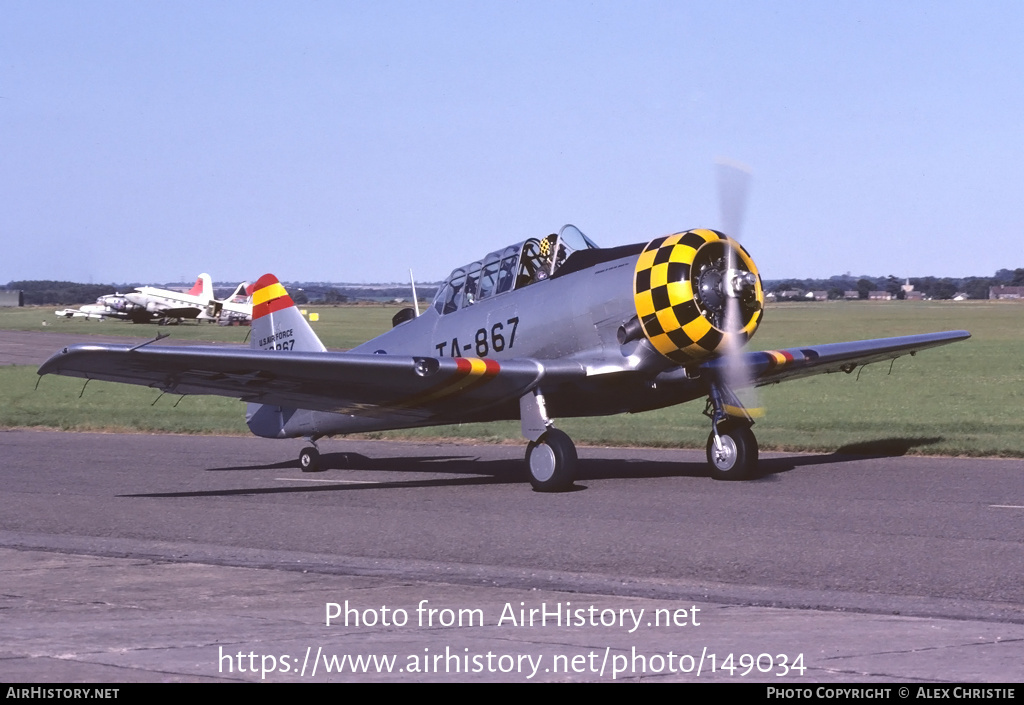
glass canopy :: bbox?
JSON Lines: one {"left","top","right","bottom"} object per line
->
{"left": 432, "top": 225, "right": 598, "bottom": 314}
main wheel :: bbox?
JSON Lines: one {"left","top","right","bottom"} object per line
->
{"left": 299, "top": 447, "right": 321, "bottom": 473}
{"left": 525, "top": 429, "right": 577, "bottom": 492}
{"left": 706, "top": 423, "right": 758, "bottom": 481}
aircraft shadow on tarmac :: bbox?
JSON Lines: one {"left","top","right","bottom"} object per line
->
{"left": 122, "top": 435, "right": 944, "bottom": 498}
{"left": 757, "top": 436, "right": 945, "bottom": 476}
{"left": 127, "top": 454, "right": 533, "bottom": 497}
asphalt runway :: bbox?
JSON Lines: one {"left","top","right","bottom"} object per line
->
{"left": 2, "top": 429, "right": 1022, "bottom": 683}
{"left": 1, "top": 329, "right": 243, "bottom": 367}
{"left": 4, "top": 331, "right": 1023, "bottom": 682}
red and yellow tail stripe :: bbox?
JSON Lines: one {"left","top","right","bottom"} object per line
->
{"left": 252, "top": 274, "right": 294, "bottom": 319}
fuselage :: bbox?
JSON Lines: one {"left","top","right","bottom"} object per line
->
{"left": 254, "top": 227, "right": 763, "bottom": 440}
{"left": 286, "top": 245, "right": 703, "bottom": 436}
{"left": 352, "top": 249, "right": 637, "bottom": 366}
{"left": 126, "top": 283, "right": 252, "bottom": 321}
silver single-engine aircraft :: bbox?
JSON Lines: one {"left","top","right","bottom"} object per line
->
{"left": 38, "top": 224, "right": 969, "bottom": 491}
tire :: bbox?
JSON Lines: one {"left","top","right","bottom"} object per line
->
{"left": 525, "top": 429, "right": 577, "bottom": 492}
{"left": 706, "top": 423, "right": 758, "bottom": 481}
{"left": 299, "top": 447, "right": 321, "bottom": 473}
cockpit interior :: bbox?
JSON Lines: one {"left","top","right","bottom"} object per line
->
{"left": 432, "top": 224, "right": 598, "bottom": 315}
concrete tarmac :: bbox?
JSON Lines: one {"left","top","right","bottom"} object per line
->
{"left": 2, "top": 543, "right": 1022, "bottom": 684}
{"left": 1, "top": 329, "right": 236, "bottom": 367}
{"left": 4, "top": 332, "right": 1023, "bottom": 683}
{"left": 1, "top": 430, "right": 1022, "bottom": 683}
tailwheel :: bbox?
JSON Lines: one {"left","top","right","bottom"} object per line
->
{"left": 299, "top": 446, "right": 322, "bottom": 473}
{"left": 525, "top": 429, "right": 577, "bottom": 492}
{"left": 706, "top": 422, "right": 758, "bottom": 481}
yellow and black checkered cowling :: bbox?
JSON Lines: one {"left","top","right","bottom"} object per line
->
{"left": 633, "top": 229, "right": 764, "bottom": 364}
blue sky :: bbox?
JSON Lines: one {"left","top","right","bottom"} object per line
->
{"left": 2, "top": 1, "right": 1022, "bottom": 285}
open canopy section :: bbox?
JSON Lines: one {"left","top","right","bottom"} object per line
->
{"left": 432, "top": 225, "right": 599, "bottom": 314}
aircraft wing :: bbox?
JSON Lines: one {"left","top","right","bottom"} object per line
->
{"left": 701, "top": 330, "right": 971, "bottom": 386}
{"left": 37, "top": 344, "right": 584, "bottom": 419}
{"left": 161, "top": 307, "right": 203, "bottom": 319}
{"left": 37, "top": 331, "right": 969, "bottom": 421}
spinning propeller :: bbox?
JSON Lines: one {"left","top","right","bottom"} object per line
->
{"left": 626, "top": 160, "right": 765, "bottom": 425}
{"left": 714, "top": 159, "right": 763, "bottom": 420}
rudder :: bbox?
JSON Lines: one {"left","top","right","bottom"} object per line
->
{"left": 187, "top": 273, "right": 213, "bottom": 299}
{"left": 246, "top": 273, "right": 325, "bottom": 438}
{"left": 250, "top": 274, "right": 327, "bottom": 353}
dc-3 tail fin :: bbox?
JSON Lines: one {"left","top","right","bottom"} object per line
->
{"left": 226, "top": 281, "right": 250, "bottom": 302}
{"left": 250, "top": 274, "right": 326, "bottom": 353}
{"left": 188, "top": 273, "right": 213, "bottom": 299}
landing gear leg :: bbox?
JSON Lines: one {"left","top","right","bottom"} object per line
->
{"left": 299, "top": 437, "right": 322, "bottom": 473}
{"left": 703, "top": 386, "right": 759, "bottom": 481}
{"left": 520, "top": 390, "right": 577, "bottom": 491}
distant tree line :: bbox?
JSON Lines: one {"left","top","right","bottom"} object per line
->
{"left": 764, "top": 268, "right": 1024, "bottom": 301}
{"left": 8, "top": 269, "right": 1023, "bottom": 306}
{"left": 5, "top": 280, "right": 440, "bottom": 306}
{"left": 290, "top": 284, "right": 439, "bottom": 304}
{"left": 5, "top": 280, "right": 138, "bottom": 306}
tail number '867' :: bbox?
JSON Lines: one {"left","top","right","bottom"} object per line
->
{"left": 435, "top": 317, "right": 519, "bottom": 358}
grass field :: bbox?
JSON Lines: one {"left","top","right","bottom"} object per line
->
{"left": 4, "top": 301, "right": 1023, "bottom": 457}
{"left": 6, "top": 303, "right": 401, "bottom": 349}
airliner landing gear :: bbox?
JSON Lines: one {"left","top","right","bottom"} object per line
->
{"left": 526, "top": 429, "right": 577, "bottom": 492}
{"left": 521, "top": 389, "right": 577, "bottom": 491}
{"left": 299, "top": 438, "right": 322, "bottom": 472}
{"left": 706, "top": 422, "right": 758, "bottom": 481}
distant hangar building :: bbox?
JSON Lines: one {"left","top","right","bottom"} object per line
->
{"left": 0, "top": 290, "right": 24, "bottom": 307}
{"left": 990, "top": 286, "right": 1024, "bottom": 300}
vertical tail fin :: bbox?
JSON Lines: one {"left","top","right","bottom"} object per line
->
{"left": 250, "top": 274, "right": 326, "bottom": 352}
{"left": 226, "top": 281, "right": 250, "bottom": 302}
{"left": 187, "top": 273, "right": 213, "bottom": 298}
{"left": 246, "top": 274, "right": 325, "bottom": 438}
